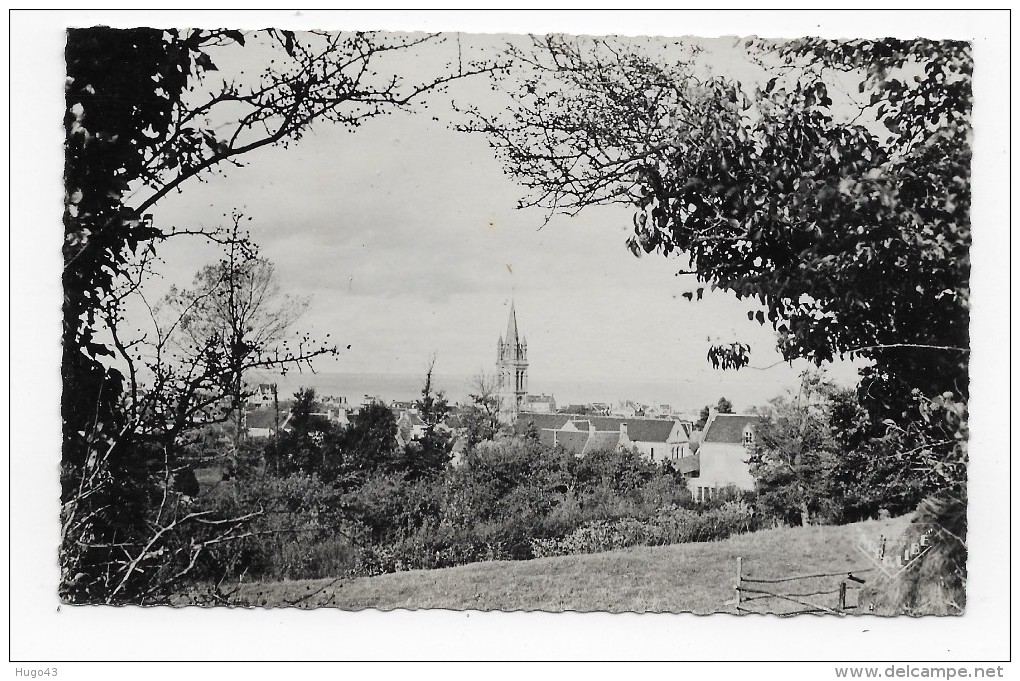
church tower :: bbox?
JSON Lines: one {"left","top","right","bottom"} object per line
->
{"left": 496, "top": 302, "right": 528, "bottom": 420}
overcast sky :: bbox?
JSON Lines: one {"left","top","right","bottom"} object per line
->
{"left": 142, "top": 32, "right": 867, "bottom": 407}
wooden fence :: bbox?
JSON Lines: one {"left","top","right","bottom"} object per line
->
{"left": 731, "top": 556, "right": 876, "bottom": 616}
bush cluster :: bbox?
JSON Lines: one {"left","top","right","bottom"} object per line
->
{"left": 190, "top": 431, "right": 766, "bottom": 582}
{"left": 192, "top": 471, "right": 361, "bottom": 582}
{"left": 334, "top": 441, "right": 760, "bottom": 575}
{"left": 531, "top": 500, "right": 758, "bottom": 558}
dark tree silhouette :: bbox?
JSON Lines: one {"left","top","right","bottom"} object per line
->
{"left": 694, "top": 397, "right": 734, "bottom": 430}
{"left": 401, "top": 356, "right": 453, "bottom": 481}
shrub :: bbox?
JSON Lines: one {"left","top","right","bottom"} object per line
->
{"left": 532, "top": 518, "right": 649, "bottom": 558}
{"left": 355, "top": 519, "right": 518, "bottom": 574}
{"left": 341, "top": 472, "right": 443, "bottom": 543}
{"left": 191, "top": 471, "right": 360, "bottom": 582}
{"left": 532, "top": 500, "right": 759, "bottom": 558}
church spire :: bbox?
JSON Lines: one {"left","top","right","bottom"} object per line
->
{"left": 505, "top": 301, "right": 520, "bottom": 348}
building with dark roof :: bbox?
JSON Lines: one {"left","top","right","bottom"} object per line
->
{"left": 702, "top": 413, "right": 758, "bottom": 444}
{"left": 585, "top": 430, "right": 623, "bottom": 456}
{"left": 245, "top": 396, "right": 352, "bottom": 440}
{"left": 396, "top": 411, "right": 427, "bottom": 446}
{"left": 519, "top": 412, "right": 572, "bottom": 432}
{"left": 523, "top": 393, "right": 557, "bottom": 413}
{"left": 244, "top": 406, "right": 284, "bottom": 438}
{"left": 518, "top": 412, "right": 690, "bottom": 462}
{"left": 689, "top": 411, "right": 759, "bottom": 503}
{"left": 551, "top": 429, "right": 590, "bottom": 456}
{"left": 248, "top": 383, "right": 278, "bottom": 407}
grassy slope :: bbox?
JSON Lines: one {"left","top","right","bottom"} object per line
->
{"left": 222, "top": 515, "right": 911, "bottom": 613}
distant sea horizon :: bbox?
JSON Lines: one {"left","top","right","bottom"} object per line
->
{"left": 249, "top": 367, "right": 850, "bottom": 415}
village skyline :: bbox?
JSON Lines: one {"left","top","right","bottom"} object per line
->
{"left": 249, "top": 300, "right": 862, "bottom": 415}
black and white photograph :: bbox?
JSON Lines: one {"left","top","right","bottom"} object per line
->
{"left": 8, "top": 8, "right": 1012, "bottom": 670}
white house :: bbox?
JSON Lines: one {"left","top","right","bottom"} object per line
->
{"left": 686, "top": 412, "right": 759, "bottom": 503}
{"left": 618, "top": 419, "right": 690, "bottom": 462}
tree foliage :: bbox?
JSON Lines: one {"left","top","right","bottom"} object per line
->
{"left": 461, "top": 372, "right": 505, "bottom": 448}
{"left": 330, "top": 402, "right": 402, "bottom": 484}
{"left": 169, "top": 245, "right": 310, "bottom": 387}
{"left": 156, "top": 232, "right": 332, "bottom": 441}
{"left": 65, "top": 26, "right": 494, "bottom": 423}
{"left": 264, "top": 389, "right": 336, "bottom": 476}
{"left": 400, "top": 358, "right": 453, "bottom": 481}
{"left": 826, "top": 388, "right": 924, "bottom": 521}
{"left": 749, "top": 374, "right": 842, "bottom": 526}
{"left": 694, "top": 396, "right": 734, "bottom": 431}
{"left": 750, "top": 372, "right": 958, "bottom": 527}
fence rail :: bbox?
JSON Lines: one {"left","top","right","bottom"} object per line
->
{"left": 731, "top": 556, "right": 876, "bottom": 616}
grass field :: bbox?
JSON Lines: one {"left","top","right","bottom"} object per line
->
{"left": 209, "top": 514, "right": 912, "bottom": 613}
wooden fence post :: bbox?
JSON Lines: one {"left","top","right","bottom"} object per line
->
{"left": 838, "top": 580, "right": 847, "bottom": 612}
{"left": 735, "top": 556, "right": 742, "bottom": 613}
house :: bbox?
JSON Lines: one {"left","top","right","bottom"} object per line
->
{"left": 518, "top": 412, "right": 689, "bottom": 462}
{"left": 249, "top": 383, "right": 277, "bottom": 407}
{"left": 246, "top": 396, "right": 351, "bottom": 440}
{"left": 549, "top": 427, "right": 592, "bottom": 456}
{"left": 245, "top": 406, "right": 285, "bottom": 439}
{"left": 319, "top": 395, "right": 353, "bottom": 427}
{"left": 686, "top": 412, "right": 759, "bottom": 503}
{"left": 357, "top": 394, "right": 384, "bottom": 411}
{"left": 390, "top": 400, "right": 417, "bottom": 413}
{"left": 559, "top": 404, "right": 590, "bottom": 414}
{"left": 396, "top": 411, "right": 428, "bottom": 446}
{"left": 618, "top": 418, "right": 690, "bottom": 462}
{"left": 644, "top": 403, "right": 677, "bottom": 418}
{"left": 611, "top": 400, "right": 640, "bottom": 418}
{"left": 522, "top": 393, "right": 557, "bottom": 414}
{"left": 448, "top": 435, "right": 470, "bottom": 466}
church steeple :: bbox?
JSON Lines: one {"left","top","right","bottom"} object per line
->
{"left": 505, "top": 301, "right": 520, "bottom": 348}
{"left": 496, "top": 300, "right": 529, "bottom": 420}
